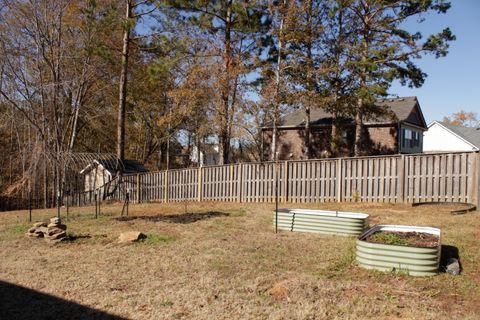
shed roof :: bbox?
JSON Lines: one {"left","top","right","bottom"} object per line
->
{"left": 267, "top": 96, "right": 426, "bottom": 129}
{"left": 80, "top": 159, "right": 149, "bottom": 176}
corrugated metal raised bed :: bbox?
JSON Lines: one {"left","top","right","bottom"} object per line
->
{"left": 356, "top": 225, "right": 441, "bottom": 277}
{"left": 273, "top": 209, "right": 369, "bottom": 236}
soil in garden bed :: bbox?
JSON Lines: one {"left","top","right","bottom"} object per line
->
{"left": 366, "top": 231, "right": 439, "bottom": 248}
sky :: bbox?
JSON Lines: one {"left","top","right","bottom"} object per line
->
{"left": 137, "top": 1, "right": 480, "bottom": 124}
{"left": 389, "top": 0, "right": 480, "bottom": 123}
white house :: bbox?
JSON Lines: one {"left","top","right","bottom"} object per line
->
{"left": 190, "top": 144, "right": 220, "bottom": 166}
{"left": 423, "top": 121, "right": 480, "bottom": 152}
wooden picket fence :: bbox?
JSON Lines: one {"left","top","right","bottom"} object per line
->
{"left": 111, "top": 151, "right": 479, "bottom": 206}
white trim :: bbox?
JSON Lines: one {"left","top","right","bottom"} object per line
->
{"left": 79, "top": 160, "right": 113, "bottom": 175}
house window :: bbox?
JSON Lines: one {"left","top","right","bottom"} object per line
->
{"left": 402, "top": 128, "right": 421, "bottom": 148}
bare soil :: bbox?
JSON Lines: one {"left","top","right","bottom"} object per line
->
{"left": 1, "top": 202, "right": 479, "bottom": 319}
{"left": 366, "top": 231, "right": 440, "bottom": 248}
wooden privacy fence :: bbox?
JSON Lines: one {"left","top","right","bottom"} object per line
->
{"left": 113, "top": 151, "right": 479, "bottom": 206}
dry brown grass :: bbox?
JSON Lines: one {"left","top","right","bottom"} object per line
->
{"left": 1, "top": 201, "right": 479, "bottom": 319}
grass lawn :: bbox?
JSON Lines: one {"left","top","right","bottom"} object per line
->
{"left": 1, "top": 201, "right": 479, "bottom": 319}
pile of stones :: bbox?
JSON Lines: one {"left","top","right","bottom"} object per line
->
{"left": 26, "top": 217, "right": 67, "bottom": 242}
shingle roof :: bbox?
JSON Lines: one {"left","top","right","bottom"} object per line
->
{"left": 270, "top": 96, "right": 425, "bottom": 128}
{"left": 438, "top": 122, "right": 480, "bottom": 149}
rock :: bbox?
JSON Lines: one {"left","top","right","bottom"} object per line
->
{"left": 47, "top": 223, "right": 67, "bottom": 230}
{"left": 446, "top": 258, "right": 461, "bottom": 275}
{"left": 45, "top": 231, "right": 67, "bottom": 240}
{"left": 26, "top": 232, "right": 42, "bottom": 238}
{"left": 33, "top": 222, "right": 47, "bottom": 228}
{"left": 27, "top": 219, "right": 68, "bottom": 241}
{"left": 118, "top": 231, "right": 146, "bottom": 243}
{"left": 36, "top": 226, "right": 49, "bottom": 234}
{"left": 50, "top": 217, "right": 61, "bottom": 225}
{"left": 47, "top": 227, "right": 66, "bottom": 236}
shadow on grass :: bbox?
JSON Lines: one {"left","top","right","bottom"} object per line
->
{"left": 66, "top": 234, "right": 92, "bottom": 242}
{"left": 114, "top": 211, "right": 230, "bottom": 224}
{"left": 440, "top": 244, "right": 461, "bottom": 273}
{"left": 0, "top": 280, "right": 125, "bottom": 320}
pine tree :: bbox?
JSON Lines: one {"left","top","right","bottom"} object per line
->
{"left": 345, "top": 0, "right": 455, "bottom": 156}
{"left": 162, "top": 0, "right": 270, "bottom": 164}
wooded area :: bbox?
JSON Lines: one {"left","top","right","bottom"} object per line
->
{"left": 0, "top": 1, "right": 455, "bottom": 205}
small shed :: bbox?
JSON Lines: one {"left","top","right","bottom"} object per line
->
{"left": 79, "top": 159, "right": 149, "bottom": 191}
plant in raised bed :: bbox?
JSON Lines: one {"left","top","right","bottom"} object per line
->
{"left": 367, "top": 231, "right": 439, "bottom": 248}
{"left": 356, "top": 225, "right": 442, "bottom": 277}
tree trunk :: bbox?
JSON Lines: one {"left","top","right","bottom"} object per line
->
{"left": 304, "top": 0, "right": 313, "bottom": 159}
{"left": 331, "top": 109, "right": 338, "bottom": 156}
{"left": 219, "top": 0, "right": 233, "bottom": 165}
{"left": 271, "top": 0, "right": 286, "bottom": 162}
{"left": 117, "top": 0, "right": 132, "bottom": 169}
{"left": 354, "top": 97, "right": 363, "bottom": 156}
{"left": 354, "top": 3, "right": 370, "bottom": 157}
{"left": 196, "top": 132, "right": 201, "bottom": 167}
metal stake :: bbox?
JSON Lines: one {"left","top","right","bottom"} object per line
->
{"left": 28, "top": 189, "right": 32, "bottom": 223}
{"left": 126, "top": 190, "right": 129, "bottom": 216}
{"left": 57, "top": 191, "right": 60, "bottom": 219}
{"left": 94, "top": 191, "right": 98, "bottom": 219}
{"left": 66, "top": 191, "right": 69, "bottom": 221}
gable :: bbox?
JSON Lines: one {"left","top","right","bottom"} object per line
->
{"left": 423, "top": 122, "right": 478, "bottom": 152}
{"left": 403, "top": 102, "right": 427, "bottom": 129}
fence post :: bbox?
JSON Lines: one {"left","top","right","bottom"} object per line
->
{"left": 198, "top": 166, "right": 203, "bottom": 202}
{"left": 164, "top": 170, "right": 169, "bottom": 203}
{"left": 336, "top": 158, "right": 343, "bottom": 202}
{"left": 136, "top": 174, "right": 141, "bottom": 204}
{"left": 230, "top": 164, "right": 234, "bottom": 201}
{"left": 238, "top": 163, "right": 243, "bottom": 203}
{"left": 472, "top": 152, "right": 480, "bottom": 208}
{"left": 398, "top": 155, "right": 406, "bottom": 203}
{"left": 284, "top": 161, "right": 289, "bottom": 203}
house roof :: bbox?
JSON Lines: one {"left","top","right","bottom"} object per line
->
{"left": 80, "top": 159, "right": 149, "bottom": 176}
{"left": 433, "top": 121, "right": 480, "bottom": 149}
{"left": 266, "top": 96, "right": 426, "bottom": 129}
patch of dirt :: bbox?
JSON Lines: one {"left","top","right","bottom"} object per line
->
{"left": 267, "top": 284, "right": 290, "bottom": 302}
{"left": 366, "top": 231, "right": 439, "bottom": 248}
{"left": 114, "top": 211, "right": 229, "bottom": 224}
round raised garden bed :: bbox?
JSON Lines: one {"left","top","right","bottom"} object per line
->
{"left": 273, "top": 209, "right": 369, "bottom": 236}
{"left": 356, "top": 225, "right": 441, "bottom": 277}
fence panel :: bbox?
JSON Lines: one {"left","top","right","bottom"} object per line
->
{"left": 16, "top": 151, "right": 476, "bottom": 213}
{"left": 404, "top": 152, "right": 474, "bottom": 203}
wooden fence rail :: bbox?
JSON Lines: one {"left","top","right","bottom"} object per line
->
{"left": 66, "top": 151, "right": 479, "bottom": 208}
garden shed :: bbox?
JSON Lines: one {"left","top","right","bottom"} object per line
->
{"left": 80, "top": 159, "right": 149, "bottom": 192}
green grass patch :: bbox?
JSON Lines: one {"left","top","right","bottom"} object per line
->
{"left": 0, "top": 223, "right": 30, "bottom": 241}
{"left": 160, "top": 299, "right": 173, "bottom": 307}
{"left": 143, "top": 233, "right": 175, "bottom": 245}
{"left": 323, "top": 248, "right": 356, "bottom": 278}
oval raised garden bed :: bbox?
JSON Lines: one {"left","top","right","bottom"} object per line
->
{"left": 273, "top": 209, "right": 369, "bottom": 236}
{"left": 356, "top": 225, "right": 441, "bottom": 277}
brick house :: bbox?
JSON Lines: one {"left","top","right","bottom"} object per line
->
{"left": 261, "top": 96, "right": 427, "bottom": 160}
